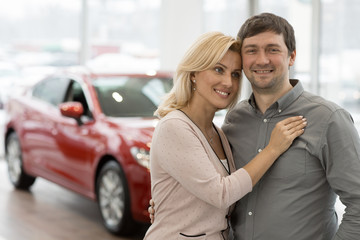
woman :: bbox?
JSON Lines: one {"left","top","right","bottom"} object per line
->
{"left": 143, "top": 32, "right": 306, "bottom": 240}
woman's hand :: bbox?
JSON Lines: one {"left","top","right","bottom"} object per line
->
{"left": 243, "top": 115, "right": 306, "bottom": 186}
{"left": 268, "top": 116, "right": 307, "bottom": 156}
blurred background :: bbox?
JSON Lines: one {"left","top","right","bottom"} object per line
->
{"left": 1, "top": 0, "right": 360, "bottom": 116}
{"left": 1, "top": 0, "right": 360, "bottom": 119}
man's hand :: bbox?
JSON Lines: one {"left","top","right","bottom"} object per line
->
{"left": 148, "top": 199, "right": 155, "bottom": 224}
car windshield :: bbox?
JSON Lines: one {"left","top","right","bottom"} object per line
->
{"left": 93, "top": 76, "right": 172, "bottom": 117}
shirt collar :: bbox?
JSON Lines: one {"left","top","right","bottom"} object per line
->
{"left": 248, "top": 79, "right": 304, "bottom": 112}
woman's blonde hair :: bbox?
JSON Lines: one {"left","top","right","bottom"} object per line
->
{"left": 155, "top": 31, "right": 242, "bottom": 118}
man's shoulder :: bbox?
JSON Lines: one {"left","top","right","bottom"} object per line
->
{"left": 301, "top": 90, "right": 344, "bottom": 113}
{"left": 222, "top": 100, "right": 252, "bottom": 131}
{"left": 224, "top": 100, "right": 251, "bottom": 120}
{"left": 228, "top": 99, "right": 250, "bottom": 113}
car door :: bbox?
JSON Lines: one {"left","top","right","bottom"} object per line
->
{"left": 52, "top": 79, "right": 103, "bottom": 195}
{"left": 22, "top": 77, "right": 71, "bottom": 179}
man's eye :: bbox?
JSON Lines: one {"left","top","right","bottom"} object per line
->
{"left": 270, "top": 48, "right": 280, "bottom": 53}
{"left": 245, "top": 49, "right": 256, "bottom": 54}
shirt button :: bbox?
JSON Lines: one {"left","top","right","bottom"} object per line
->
{"left": 248, "top": 212, "right": 253, "bottom": 216}
{"left": 263, "top": 119, "right": 268, "bottom": 123}
{"left": 258, "top": 149, "right": 262, "bottom": 153}
{"left": 278, "top": 109, "right": 282, "bottom": 113}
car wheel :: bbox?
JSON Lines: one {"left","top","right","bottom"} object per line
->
{"left": 96, "top": 160, "right": 136, "bottom": 236}
{"left": 5, "top": 132, "right": 36, "bottom": 190}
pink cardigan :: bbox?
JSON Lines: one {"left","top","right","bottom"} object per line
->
{"left": 144, "top": 110, "right": 252, "bottom": 240}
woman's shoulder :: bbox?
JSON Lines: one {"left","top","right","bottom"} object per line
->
{"left": 152, "top": 110, "right": 201, "bottom": 145}
{"left": 164, "top": 109, "right": 186, "bottom": 118}
{"left": 161, "top": 110, "right": 190, "bottom": 124}
{"left": 157, "top": 110, "right": 192, "bottom": 130}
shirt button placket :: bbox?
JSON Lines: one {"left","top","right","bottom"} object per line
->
{"left": 245, "top": 187, "right": 257, "bottom": 240}
{"left": 245, "top": 117, "right": 269, "bottom": 239}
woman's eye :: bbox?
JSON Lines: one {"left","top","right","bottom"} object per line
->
{"left": 232, "top": 72, "right": 241, "bottom": 79}
{"left": 214, "top": 67, "right": 223, "bottom": 73}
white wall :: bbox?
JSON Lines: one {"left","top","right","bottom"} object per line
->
{"left": 160, "top": 0, "right": 204, "bottom": 71}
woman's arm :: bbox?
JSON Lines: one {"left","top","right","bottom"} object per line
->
{"left": 148, "top": 116, "right": 306, "bottom": 220}
{"left": 151, "top": 116, "right": 306, "bottom": 209}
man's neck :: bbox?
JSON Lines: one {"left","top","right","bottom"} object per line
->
{"left": 253, "top": 81, "right": 293, "bottom": 114}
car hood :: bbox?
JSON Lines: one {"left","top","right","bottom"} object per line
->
{"left": 104, "top": 117, "right": 159, "bottom": 143}
{"left": 107, "top": 117, "right": 159, "bottom": 129}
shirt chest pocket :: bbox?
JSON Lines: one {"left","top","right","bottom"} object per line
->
{"left": 266, "top": 140, "right": 307, "bottom": 179}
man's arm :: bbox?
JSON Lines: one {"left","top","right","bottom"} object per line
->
{"left": 321, "top": 109, "right": 360, "bottom": 239}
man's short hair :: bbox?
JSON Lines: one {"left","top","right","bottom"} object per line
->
{"left": 237, "top": 12, "right": 296, "bottom": 55}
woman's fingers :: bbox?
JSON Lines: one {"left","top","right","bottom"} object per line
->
{"left": 269, "top": 116, "right": 307, "bottom": 155}
{"left": 273, "top": 116, "right": 306, "bottom": 143}
{"left": 280, "top": 115, "right": 304, "bottom": 125}
{"left": 286, "top": 118, "right": 307, "bottom": 135}
{"left": 277, "top": 116, "right": 306, "bottom": 135}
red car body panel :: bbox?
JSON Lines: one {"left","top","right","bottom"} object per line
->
{"left": 5, "top": 68, "right": 171, "bottom": 223}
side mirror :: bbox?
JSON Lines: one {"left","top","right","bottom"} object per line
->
{"left": 59, "top": 102, "right": 84, "bottom": 119}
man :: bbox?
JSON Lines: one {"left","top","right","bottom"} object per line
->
{"left": 222, "top": 12, "right": 360, "bottom": 239}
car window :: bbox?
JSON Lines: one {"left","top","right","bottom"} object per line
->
{"left": 93, "top": 76, "right": 172, "bottom": 117}
{"left": 32, "top": 77, "right": 70, "bottom": 106}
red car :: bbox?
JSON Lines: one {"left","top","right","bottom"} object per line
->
{"left": 4, "top": 66, "right": 173, "bottom": 235}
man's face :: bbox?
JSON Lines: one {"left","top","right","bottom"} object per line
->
{"left": 241, "top": 31, "right": 296, "bottom": 94}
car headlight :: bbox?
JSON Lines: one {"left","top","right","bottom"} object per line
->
{"left": 130, "top": 147, "right": 150, "bottom": 169}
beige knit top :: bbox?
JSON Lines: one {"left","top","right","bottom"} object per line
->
{"left": 144, "top": 110, "right": 252, "bottom": 240}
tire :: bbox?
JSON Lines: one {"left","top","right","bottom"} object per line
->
{"left": 96, "top": 160, "right": 137, "bottom": 236}
{"left": 5, "top": 132, "right": 36, "bottom": 190}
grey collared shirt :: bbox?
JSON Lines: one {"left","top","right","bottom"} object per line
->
{"left": 222, "top": 80, "right": 360, "bottom": 240}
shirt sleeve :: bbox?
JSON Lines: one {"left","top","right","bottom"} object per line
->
{"left": 319, "top": 109, "right": 360, "bottom": 239}
{"left": 152, "top": 117, "right": 252, "bottom": 209}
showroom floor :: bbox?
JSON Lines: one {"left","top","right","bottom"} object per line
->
{"left": 0, "top": 159, "right": 147, "bottom": 240}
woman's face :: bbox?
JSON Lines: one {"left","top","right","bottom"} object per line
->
{"left": 192, "top": 50, "right": 242, "bottom": 111}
